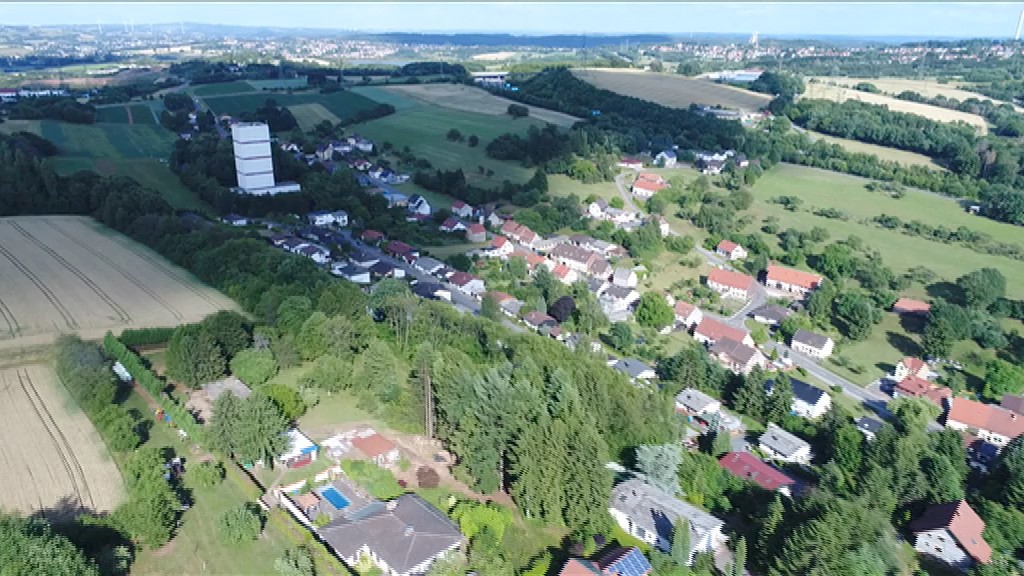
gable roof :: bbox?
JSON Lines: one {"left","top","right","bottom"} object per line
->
{"left": 766, "top": 265, "right": 822, "bottom": 290}
{"left": 694, "top": 317, "right": 749, "bottom": 344}
{"left": 491, "top": 235, "right": 508, "bottom": 249}
{"left": 910, "top": 500, "right": 992, "bottom": 564}
{"left": 896, "top": 376, "right": 952, "bottom": 407}
{"left": 759, "top": 423, "right": 810, "bottom": 457}
{"left": 792, "top": 329, "right": 831, "bottom": 350}
{"left": 386, "top": 240, "right": 413, "bottom": 255}
{"left": 558, "top": 558, "right": 601, "bottom": 576}
{"left": 468, "top": 223, "right": 485, "bottom": 235}
{"left": 1003, "top": 393, "right": 1024, "bottom": 416}
{"left": 707, "top": 268, "right": 755, "bottom": 291}
{"left": 674, "top": 300, "right": 698, "bottom": 318}
{"left": 893, "top": 297, "right": 931, "bottom": 314}
{"left": 855, "top": 416, "right": 885, "bottom": 436}
{"left": 750, "top": 304, "right": 792, "bottom": 323}
{"left": 789, "top": 378, "right": 827, "bottom": 407}
{"left": 451, "top": 200, "right": 467, "bottom": 209}
{"left": 597, "top": 546, "right": 652, "bottom": 576}
{"left": 947, "top": 397, "right": 1024, "bottom": 440}
{"left": 609, "top": 479, "right": 724, "bottom": 553}
{"left": 709, "top": 337, "right": 760, "bottom": 365}
{"left": 523, "top": 310, "right": 556, "bottom": 327}
{"left": 716, "top": 239, "right": 740, "bottom": 253}
{"left": 614, "top": 358, "right": 655, "bottom": 379}
{"left": 719, "top": 452, "right": 796, "bottom": 491}
{"left": 901, "top": 357, "right": 928, "bottom": 373}
{"left": 319, "top": 494, "right": 464, "bottom": 573}
{"left": 448, "top": 271, "right": 479, "bottom": 287}
{"left": 440, "top": 217, "right": 461, "bottom": 229}
{"left": 675, "top": 388, "right": 719, "bottom": 413}
{"left": 351, "top": 433, "right": 397, "bottom": 458}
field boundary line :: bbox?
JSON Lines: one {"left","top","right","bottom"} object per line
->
{"left": 103, "top": 230, "right": 223, "bottom": 309}
{"left": 43, "top": 219, "right": 184, "bottom": 321}
{"left": 15, "top": 368, "right": 93, "bottom": 510}
{"left": 0, "top": 235, "right": 78, "bottom": 329}
{"left": 9, "top": 220, "right": 132, "bottom": 324}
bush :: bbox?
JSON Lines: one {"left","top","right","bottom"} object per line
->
{"left": 189, "top": 461, "right": 225, "bottom": 488}
{"left": 507, "top": 103, "right": 529, "bottom": 118}
{"left": 218, "top": 503, "right": 263, "bottom": 544}
{"left": 118, "top": 327, "right": 175, "bottom": 347}
{"left": 341, "top": 460, "right": 404, "bottom": 499}
{"left": 230, "top": 348, "right": 278, "bottom": 387}
{"left": 417, "top": 466, "right": 440, "bottom": 488}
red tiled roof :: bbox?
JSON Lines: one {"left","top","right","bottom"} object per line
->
{"left": 895, "top": 376, "right": 951, "bottom": 407}
{"left": 674, "top": 301, "right": 697, "bottom": 317}
{"left": 361, "top": 230, "right": 384, "bottom": 241}
{"left": 901, "top": 357, "right": 927, "bottom": 373}
{"left": 491, "top": 235, "right": 508, "bottom": 248}
{"left": 351, "top": 434, "right": 396, "bottom": 458}
{"left": 468, "top": 223, "right": 485, "bottom": 234}
{"left": 523, "top": 310, "right": 555, "bottom": 326}
{"left": 893, "top": 298, "right": 931, "bottom": 314}
{"left": 511, "top": 249, "right": 545, "bottom": 268}
{"left": 719, "top": 452, "right": 796, "bottom": 491}
{"left": 636, "top": 172, "right": 665, "bottom": 184}
{"left": 385, "top": 240, "right": 412, "bottom": 254}
{"left": 486, "top": 291, "right": 515, "bottom": 304}
{"left": 910, "top": 501, "right": 992, "bottom": 564}
{"left": 716, "top": 239, "right": 740, "bottom": 253}
{"left": 695, "top": 317, "right": 749, "bottom": 344}
{"left": 632, "top": 179, "right": 669, "bottom": 192}
{"left": 292, "top": 491, "right": 320, "bottom": 509}
{"left": 948, "top": 398, "right": 1024, "bottom": 440}
{"left": 766, "top": 265, "right": 822, "bottom": 290}
{"left": 448, "top": 271, "right": 478, "bottom": 287}
{"left": 620, "top": 157, "right": 642, "bottom": 164}
{"left": 452, "top": 200, "right": 467, "bottom": 209}
{"left": 707, "top": 268, "right": 755, "bottom": 291}
{"left": 440, "top": 217, "right": 460, "bottom": 229}
{"left": 552, "top": 264, "right": 572, "bottom": 279}
{"left": 558, "top": 558, "right": 601, "bottom": 576}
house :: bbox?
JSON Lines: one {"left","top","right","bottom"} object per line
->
{"left": 413, "top": 257, "right": 445, "bottom": 275}
{"left": 523, "top": 310, "right": 558, "bottom": 331}
{"left": 788, "top": 378, "right": 832, "bottom": 419}
{"left": 351, "top": 433, "right": 400, "bottom": 467}
{"left": 498, "top": 297, "right": 525, "bottom": 318}
{"left": 370, "top": 261, "right": 405, "bottom": 280}
{"left": 709, "top": 337, "right": 767, "bottom": 376}
{"left": 946, "top": 397, "right": 1024, "bottom": 448}
{"left": 790, "top": 329, "right": 834, "bottom": 359}
{"left": 486, "top": 211, "right": 505, "bottom": 229}
{"left": 511, "top": 249, "right": 546, "bottom": 272}
{"left": 361, "top": 230, "right": 385, "bottom": 244}
{"left": 650, "top": 214, "right": 671, "bottom": 237}
{"left": 221, "top": 213, "right": 248, "bottom": 226}
{"left": 609, "top": 479, "right": 727, "bottom": 563}
{"left": 854, "top": 416, "right": 885, "bottom": 441}
{"left": 466, "top": 223, "right": 486, "bottom": 243}
{"left": 280, "top": 237, "right": 307, "bottom": 253}
{"left": 719, "top": 452, "right": 797, "bottom": 496}
{"left": 612, "top": 358, "right": 657, "bottom": 382}
{"left": 893, "top": 357, "right": 934, "bottom": 382}
{"left": 487, "top": 235, "right": 514, "bottom": 258}
{"left": 448, "top": 271, "right": 485, "bottom": 297}
{"left": 307, "top": 210, "right": 348, "bottom": 227}
{"left": 675, "top": 388, "right": 722, "bottom": 416}
{"left": 706, "top": 268, "right": 756, "bottom": 300}
{"left": 319, "top": 494, "right": 464, "bottom": 576}
{"left": 892, "top": 297, "right": 931, "bottom": 316}
{"left": 618, "top": 157, "right": 644, "bottom": 170}
{"left": 966, "top": 436, "right": 1002, "bottom": 474}
{"left": 451, "top": 200, "right": 474, "bottom": 219}
{"left": 587, "top": 199, "right": 609, "bottom": 219}
{"left": 734, "top": 154, "right": 750, "bottom": 168}
{"left": 551, "top": 264, "right": 579, "bottom": 285}
{"left": 693, "top": 317, "right": 753, "bottom": 347}
{"left": 655, "top": 149, "right": 678, "bottom": 167}
{"left": 894, "top": 376, "right": 952, "bottom": 409}
{"left": 599, "top": 285, "right": 641, "bottom": 316}
{"left": 715, "top": 240, "right": 748, "bottom": 261}
{"left": 909, "top": 500, "right": 992, "bottom": 570}
{"left": 765, "top": 265, "right": 822, "bottom": 297}
{"left": 412, "top": 282, "right": 452, "bottom": 302}
{"left": 612, "top": 268, "right": 639, "bottom": 288}
{"left": 350, "top": 249, "right": 379, "bottom": 268}
{"left": 296, "top": 244, "right": 331, "bottom": 264}
{"left": 588, "top": 277, "right": 611, "bottom": 297}
{"left": 438, "top": 217, "right": 466, "bottom": 233}
{"left": 550, "top": 244, "right": 607, "bottom": 277}
{"left": 557, "top": 547, "right": 653, "bottom": 576}
{"left": 750, "top": 304, "right": 792, "bottom": 326}
{"left": 631, "top": 174, "right": 669, "bottom": 199}
{"left": 674, "top": 301, "right": 703, "bottom": 329}
{"left": 278, "top": 428, "right": 318, "bottom": 469}
{"left": 758, "top": 423, "right": 813, "bottom": 464}
{"left": 701, "top": 159, "right": 725, "bottom": 175}
{"left": 1003, "top": 393, "right": 1024, "bottom": 416}
{"left": 331, "top": 264, "right": 371, "bottom": 284}
{"left": 385, "top": 240, "right": 416, "bottom": 262}
{"left": 500, "top": 220, "right": 538, "bottom": 247}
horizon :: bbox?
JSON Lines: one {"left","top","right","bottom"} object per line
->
{"left": 4, "top": 2, "right": 1024, "bottom": 40}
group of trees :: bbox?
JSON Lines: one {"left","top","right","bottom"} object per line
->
{"left": 5, "top": 96, "right": 96, "bottom": 123}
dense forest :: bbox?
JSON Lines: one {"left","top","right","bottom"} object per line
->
{"left": 5, "top": 96, "right": 95, "bottom": 123}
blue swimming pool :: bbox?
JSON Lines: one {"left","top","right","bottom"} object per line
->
{"left": 319, "top": 487, "right": 350, "bottom": 510}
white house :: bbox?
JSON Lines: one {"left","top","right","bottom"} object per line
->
{"left": 307, "top": 210, "right": 349, "bottom": 227}
{"left": 449, "top": 271, "right": 486, "bottom": 297}
{"left": 296, "top": 244, "right": 331, "bottom": 265}
{"left": 765, "top": 265, "right": 822, "bottom": 297}
{"left": 893, "top": 357, "right": 934, "bottom": 382}
{"left": 673, "top": 301, "right": 703, "bottom": 329}
{"left": 790, "top": 330, "right": 834, "bottom": 359}
{"left": 909, "top": 501, "right": 992, "bottom": 570}
{"left": 715, "top": 240, "right": 748, "bottom": 261}
{"left": 221, "top": 213, "right": 248, "bottom": 227}
{"left": 706, "top": 268, "right": 755, "bottom": 300}
{"left": 788, "top": 379, "right": 833, "bottom": 419}
{"left": 612, "top": 268, "right": 638, "bottom": 288}
{"left": 758, "top": 424, "right": 812, "bottom": 465}
{"left": 487, "top": 235, "right": 514, "bottom": 258}
{"left": 618, "top": 157, "right": 644, "bottom": 170}
{"left": 609, "top": 479, "right": 727, "bottom": 564}
{"left": 675, "top": 388, "right": 722, "bottom": 416}
{"left": 408, "top": 194, "right": 432, "bottom": 216}
{"left": 451, "top": 200, "right": 474, "bottom": 219}
{"left": 331, "top": 264, "right": 371, "bottom": 284}
{"left": 709, "top": 338, "right": 767, "bottom": 376}
{"left": 946, "top": 397, "right": 1024, "bottom": 448}
{"left": 655, "top": 149, "right": 678, "bottom": 167}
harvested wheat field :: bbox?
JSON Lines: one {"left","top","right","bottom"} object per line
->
{"left": 803, "top": 82, "right": 990, "bottom": 133}
{"left": 573, "top": 68, "right": 772, "bottom": 111}
{"left": 0, "top": 215, "right": 236, "bottom": 350}
{"left": 810, "top": 76, "right": 1024, "bottom": 111}
{"left": 0, "top": 363, "right": 124, "bottom": 517}
{"left": 382, "top": 83, "right": 581, "bottom": 127}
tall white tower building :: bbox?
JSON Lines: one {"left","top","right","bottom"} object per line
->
{"left": 231, "top": 122, "right": 300, "bottom": 195}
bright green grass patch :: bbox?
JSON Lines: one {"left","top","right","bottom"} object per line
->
{"left": 192, "top": 80, "right": 256, "bottom": 96}
{"left": 547, "top": 174, "right": 620, "bottom": 204}
{"left": 350, "top": 86, "right": 421, "bottom": 110}
{"left": 95, "top": 105, "right": 129, "bottom": 123}
{"left": 47, "top": 157, "right": 211, "bottom": 213}
{"left": 340, "top": 459, "right": 404, "bottom": 500}
{"left": 355, "top": 104, "right": 544, "bottom": 187}
{"left": 748, "top": 164, "right": 1024, "bottom": 299}
{"left": 29, "top": 120, "right": 175, "bottom": 159}
{"left": 289, "top": 102, "right": 342, "bottom": 132}
{"left": 201, "top": 90, "right": 379, "bottom": 121}
{"left": 127, "top": 103, "right": 158, "bottom": 125}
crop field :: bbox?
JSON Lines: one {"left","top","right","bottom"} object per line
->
{"left": 0, "top": 119, "right": 176, "bottom": 159}
{"left": 746, "top": 163, "right": 1024, "bottom": 298}
{"left": 572, "top": 68, "right": 772, "bottom": 111}
{"left": 47, "top": 157, "right": 211, "bottom": 213}
{"left": 289, "top": 102, "right": 342, "bottom": 131}
{"left": 810, "top": 76, "right": 1023, "bottom": 111}
{"left": 94, "top": 103, "right": 158, "bottom": 125}
{"left": 0, "top": 216, "right": 236, "bottom": 350}
{"left": 804, "top": 129, "right": 944, "bottom": 169}
{"left": 380, "top": 83, "right": 581, "bottom": 127}
{"left": 191, "top": 80, "right": 256, "bottom": 96}
{"left": 802, "top": 82, "right": 989, "bottom": 133}
{"left": 350, "top": 86, "right": 420, "bottom": 110}
{"left": 200, "top": 90, "right": 380, "bottom": 121}
{"left": 0, "top": 363, "right": 124, "bottom": 517}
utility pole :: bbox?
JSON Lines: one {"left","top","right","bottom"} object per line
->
{"left": 421, "top": 355, "right": 434, "bottom": 439}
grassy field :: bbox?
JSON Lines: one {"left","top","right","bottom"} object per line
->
{"left": 200, "top": 90, "right": 380, "bottom": 121}
{"left": 191, "top": 80, "right": 256, "bottom": 96}
{"left": 804, "top": 129, "right": 944, "bottom": 170}
{"left": 289, "top": 102, "right": 342, "bottom": 131}
{"left": 50, "top": 157, "right": 210, "bottom": 213}
{"left": 747, "top": 165, "right": 1024, "bottom": 298}
{"left": 380, "top": 84, "right": 581, "bottom": 127}
{"left": 94, "top": 104, "right": 157, "bottom": 125}
{"left": 247, "top": 78, "right": 310, "bottom": 90}
{"left": 573, "top": 68, "right": 772, "bottom": 111}
{"left": 0, "top": 119, "right": 176, "bottom": 159}
{"left": 350, "top": 86, "right": 421, "bottom": 110}
{"left": 810, "top": 76, "right": 1024, "bottom": 111}
{"left": 803, "top": 82, "right": 989, "bottom": 133}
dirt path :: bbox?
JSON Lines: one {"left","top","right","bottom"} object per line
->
{"left": 124, "top": 105, "right": 134, "bottom": 125}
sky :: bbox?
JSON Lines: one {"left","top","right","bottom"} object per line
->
{"left": 4, "top": 2, "right": 1024, "bottom": 39}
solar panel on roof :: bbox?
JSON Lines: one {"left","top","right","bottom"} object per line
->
{"left": 606, "top": 547, "right": 651, "bottom": 576}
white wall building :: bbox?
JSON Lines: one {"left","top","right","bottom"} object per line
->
{"left": 232, "top": 122, "right": 301, "bottom": 195}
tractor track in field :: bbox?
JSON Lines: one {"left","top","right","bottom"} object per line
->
{"left": 0, "top": 239, "right": 78, "bottom": 329}
{"left": 106, "top": 231, "right": 222, "bottom": 309}
{"left": 0, "top": 295, "right": 18, "bottom": 338}
{"left": 9, "top": 220, "right": 132, "bottom": 324}
{"left": 43, "top": 219, "right": 184, "bottom": 321}
{"left": 16, "top": 368, "right": 95, "bottom": 511}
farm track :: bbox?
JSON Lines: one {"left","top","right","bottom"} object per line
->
{"left": 43, "top": 219, "right": 184, "bottom": 321}
{"left": 104, "top": 230, "right": 223, "bottom": 309}
{"left": 15, "top": 368, "right": 95, "bottom": 511}
{"left": 8, "top": 220, "right": 133, "bottom": 324}
{"left": 0, "top": 239, "right": 78, "bottom": 329}
{"left": 0, "top": 295, "right": 19, "bottom": 337}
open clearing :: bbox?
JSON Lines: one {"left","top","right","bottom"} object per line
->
{"left": 802, "top": 82, "right": 989, "bottom": 133}
{"left": 746, "top": 163, "right": 1024, "bottom": 298}
{"left": 810, "top": 76, "right": 1024, "bottom": 111}
{"left": 0, "top": 363, "right": 124, "bottom": 517}
{"left": 380, "top": 83, "right": 581, "bottom": 127}
{"left": 0, "top": 215, "right": 236, "bottom": 350}
{"left": 573, "top": 68, "right": 772, "bottom": 111}
{"left": 803, "top": 129, "right": 945, "bottom": 169}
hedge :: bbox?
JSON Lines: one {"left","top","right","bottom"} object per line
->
{"left": 119, "top": 327, "right": 176, "bottom": 347}
{"left": 103, "top": 332, "right": 206, "bottom": 445}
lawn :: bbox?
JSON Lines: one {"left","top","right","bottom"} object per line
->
{"left": 191, "top": 80, "right": 256, "bottom": 96}
{"left": 747, "top": 164, "right": 1024, "bottom": 298}
{"left": 200, "top": 90, "right": 380, "bottom": 121}
{"left": 547, "top": 174, "right": 620, "bottom": 204}
{"left": 266, "top": 364, "right": 384, "bottom": 440}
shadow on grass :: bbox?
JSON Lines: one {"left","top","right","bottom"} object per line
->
{"left": 886, "top": 331, "right": 921, "bottom": 357}
{"left": 926, "top": 281, "right": 962, "bottom": 304}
